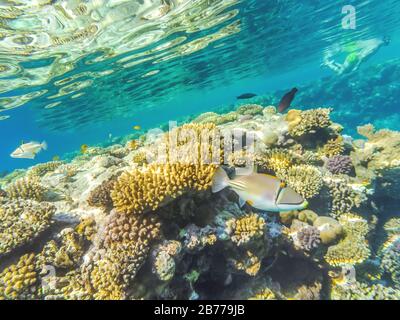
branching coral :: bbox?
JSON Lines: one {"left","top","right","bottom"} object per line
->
{"left": 289, "top": 220, "right": 321, "bottom": 252}
{"left": 278, "top": 165, "right": 323, "bottom": 199}
{"left": 327, "top": 180, "right": 362, "bottom": 218}
{"left": 87, "top": 174, "right": 120, "bottom": 209}
{"left": 326, "top": 155, "right": 353, "bottom": 175}
{"left": 248, "top": 288, "right": 277, "bottom": 300}
{"left": 325, "top": 214, "right": 370, "bottom": 267}
{"left": 331, "top": 281, "right": 400, "bottom": 300}
{"left": 0, "top": 254, "right": 38, "bottom": 300}
{"left": 5, "top": 177, "right": 46, "bottom": 201}
{"left": 37, "top": 228, "right": 85, "bottom": 270}
{"left": 28, "top": 161, "right": 63, "bottom": 178}
{"left": 379, "top": 235, "right": 400, "bottom": 286}
{"left": 384, "top": 218, "right": 400, "bottom": 236}
{"left": 0, "top": 200, "right": 55, "bottom": 256}
{"left": 232, "top": 250, "right": 261, "bottom": 276}
{"left": 286, "top": 108, "right": 332, "bottom": 137}
{"left": 83, "top": 211, "right": 162, "bottom": 299}
{"left": 225, "top": 213, "right": 265, "bottom": 246}
{"left": 320, "top": 136, "right": 344, "bottom": 157}
{"left": 152, "top": 241, "right": 182, "bottom": 281}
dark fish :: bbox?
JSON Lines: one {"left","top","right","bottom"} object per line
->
{"left": 237, "top": 93, "right": 257, "bottom": 100}
{"left": 278, "top": 88, "right": 298, "bottom": 113}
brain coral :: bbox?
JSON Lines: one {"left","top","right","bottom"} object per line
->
{"left": 313, "top": 216, "right": 343, "bottom": 245}
{"left": 225, "top": 213, "right": 266, "bottom": 246}
{"left": 326, "top": 155, "right": 353, "bottom": 175}
{"left": 0, "top": 199, "right": 55, "bottom": 256}
{"left": 5, "top": 177, "right": 46, "bottom": 201}
{"left": 278, "top": 165, "right": 323, "bottom": 199}
{"left": 286, "top": 108, "right": 332, "bottom": 137}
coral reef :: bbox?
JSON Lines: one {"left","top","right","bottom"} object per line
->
{"left": 0, "top": 104, "right": 397, "bottom": 300}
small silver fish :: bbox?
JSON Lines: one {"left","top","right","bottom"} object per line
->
{"left": 10, "top": 141, "right": 47, "bottom": 159}
{"left": 212, "top": 167, "right": 308, "bottom": 212}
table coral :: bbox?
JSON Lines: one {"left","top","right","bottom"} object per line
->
{"left": 0, "top": 199, "right": 55, "bottom": 256}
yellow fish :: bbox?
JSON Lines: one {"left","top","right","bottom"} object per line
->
{"left": 133, "top": 125, "right": 141, "bottom": 130}
{"left": 80, "top": 144, "right": 89, "bottom": 154}
{"left": 52, "top": 155, "right": 60, "bottom": 161}
{"left": 212, "top": 167, "right": 308, "bottom": 212}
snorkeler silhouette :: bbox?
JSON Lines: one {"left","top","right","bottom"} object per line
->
{"left": 322, "top": 36, "right": 391, "bottom": 75}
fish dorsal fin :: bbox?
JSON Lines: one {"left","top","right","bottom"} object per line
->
{"left": 238, "top": 197, "right": 246, "bottom": 208}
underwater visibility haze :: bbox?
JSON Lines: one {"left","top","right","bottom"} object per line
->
{"left": 0, "top": 0, "right": 400, "bottom": 300}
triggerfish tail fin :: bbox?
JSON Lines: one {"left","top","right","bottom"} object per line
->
{"left": 41, "top": 141, "right": 48, "bottom": 151}
{"left": 212, "top": 167, "right": 230, "bottom": 193}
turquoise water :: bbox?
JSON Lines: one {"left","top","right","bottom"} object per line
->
{"left": 0, "top": 0, "right": 399, "bottom": 171}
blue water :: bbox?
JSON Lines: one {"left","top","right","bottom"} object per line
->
{"left": 1, "top": 0, "right": 400, "bottom": 172}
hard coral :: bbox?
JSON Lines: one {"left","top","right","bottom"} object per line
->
{"left": 28, "top": 161, "right": 63, "bottom": 178}
{"left": 236, "top": 104, "right": 264, "bottom": 116}
{"left": 0, "top": 254, "right": 38, "bottom": 300}
{"left": 286, "top": 108, "right": 332, "bottom": 137}
{"left": 326, "top": 155, "right": 353, "bottom": 175}
{"left": 324, "top": 214, "right": 370, "bottom": 267}
{"left": 111, "top": 163, "right": 217, "bottom": 215}
{"left": 87, "top": 174, "right": 120, "bottom": 209}
{"left": 152, "top": 241, "right": 182, "bottom": 281}
{"left": 0, "top": 199, "right": 55, "bottom": 256}
{"left": 320, "top": 136, "right": 345, "bottom": 157}
{"left": 328, "top": 180, "right": 362, "bottom": 218}
{"left": 278, "top": 165, "right": 323, "bottom": 199}
{"left": 225, "top": 213, "right": 265, "bottom": 246}
{"left": 5, "top": 177, "right": 46, "bottom": 201}
{"left": 380, "top": 235, "right": 400, "bottom": 286}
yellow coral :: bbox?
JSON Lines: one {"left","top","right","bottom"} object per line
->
{"left": 320, "top": 136, "right": 344, "bottom": 157}
{"left": 112, "top": 163, "right": 217, "bottom": 215}
{"left": 5, "top": 177, "right": 46, "bottom": 201}
{"left": 0, "top": 254, "right": 38, "bottom": 300}
{"left": 0, "top": 200, "right": 55, "bottom": 256}
{"left": 286, "top": 108, "right": 332, "bottom": 137}
{"left": 325, "top": 214, "right": 370, "bottom": 267}
{"left": 249, "top": 288, "right": 276, "bottom": 300}
{"left": 233, "top": 251, "right": 261, "bottom": 276}
{"left": 278, "top": 165, "right": 323, "bottom": 199}
{"left": 225, "top": 213, "right": 265, "bottom": 246}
